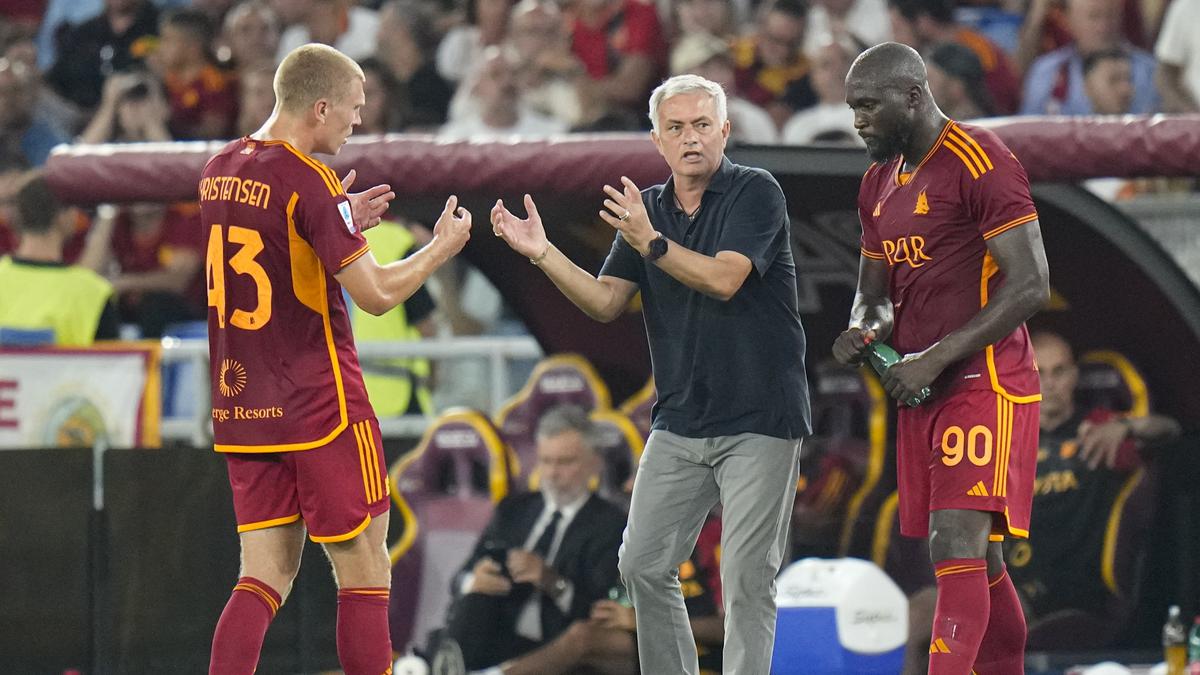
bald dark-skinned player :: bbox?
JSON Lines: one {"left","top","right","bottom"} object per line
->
{"left": 832, "top": 43, "right": 1050, "bottom": 674}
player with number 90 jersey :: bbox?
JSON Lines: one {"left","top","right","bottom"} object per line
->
{"left": 201, "top": 137, "right": 374, "bottom": 452}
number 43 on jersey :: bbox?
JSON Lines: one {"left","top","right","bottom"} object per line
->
{"left": 206, "top": 224, "right": 272, "bottom": 330}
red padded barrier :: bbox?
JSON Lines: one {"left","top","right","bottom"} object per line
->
{"left": 43, "top": 116, "right": 1200, "bottom": 204}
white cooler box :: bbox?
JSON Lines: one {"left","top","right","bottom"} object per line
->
{"left": 771, "top": 557, "right": 907, "bottom": 674}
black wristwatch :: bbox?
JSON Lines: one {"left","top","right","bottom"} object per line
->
{"left": 644, "top": 234, "right": 668, "bottom": 261}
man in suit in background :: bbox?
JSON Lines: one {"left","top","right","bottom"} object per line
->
{"left": 442, "top": 405, "right": 627, "bottom": 673}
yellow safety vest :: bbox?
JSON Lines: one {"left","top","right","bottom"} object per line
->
{"left": 0, "top": 256, "right": 114, "bottom": 346}
{"left": 351, "top": 223, "right": 433, "bottom": 417}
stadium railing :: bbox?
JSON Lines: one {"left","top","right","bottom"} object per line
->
{"left": 159, "top": 335, "right": 543, "bottom": 445}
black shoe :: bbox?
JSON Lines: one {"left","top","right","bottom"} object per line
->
{"left": 430, "top": 636, "right": 466, "bottom": 675}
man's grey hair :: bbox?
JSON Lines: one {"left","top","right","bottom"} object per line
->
{"left": 535, "top": 404, "right": 598, "bottom": 452}
{"left": 648, "top": 74, "right": 728, "bottom": 133}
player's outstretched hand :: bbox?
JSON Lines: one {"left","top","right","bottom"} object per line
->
{"left": 341, "top": 169, "right": 395, "bottom": 232}
{"left": 432, "top": 195, "right": 472, "bottom": 258}
{"left": 491, "top": 194, "right": 549, "bottom": 260}
{"left": 832, "top": 326, "right": 876, "bottom": 365}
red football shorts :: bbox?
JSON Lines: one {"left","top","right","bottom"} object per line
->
{"left": 224, "top": 418, "right": 390, "bottom": 543}
{"left": 896, "top": 389, "right": 1038, "bottom": 539}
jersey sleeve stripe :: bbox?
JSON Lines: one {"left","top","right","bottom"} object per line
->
{"left": 945, "top": 133, "right": 988, "bottom": 177}
{"left": 982, "top": 213, "right": 1038, "bottom": 240}
{"left": 951, "top": 128, "right": 994, "bottom": 171}
{"left": 339, "top": 244, "right": 371, "bottom": 269}
{"left": 942, "top": 140, "right": 981, "bottom": 179}
{"left": 861, "top": 247, "right": 886, "bottom": 260}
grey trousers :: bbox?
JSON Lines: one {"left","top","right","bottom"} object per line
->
{"left": 617, "top": 430, "right": 801, "bottom": 675}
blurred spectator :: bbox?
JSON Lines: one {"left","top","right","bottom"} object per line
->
{"left": 1015, "top": 0, "right": 1148, "bottom": 76}
{"left": 276, "top": 0, "right": 378, "bottom": 62}
{"left": 376, "top": 0, "right": 454, "bottom": 128}
{"left": 77, "top": 71, "right": 172, "bottom": 143}
{"left": 155, "top": 8, "right": 238, "bottom": 140}
{"left": 1082, "top": 47, "right": 1133, "bottom": 114}
{"left": 78, "top": 201, "right": 204, "bottom": 338}
{"left": 1153, "top": 0, "right": 1200, "bottom": 112}
{"left": 47, "top": 0, "right": 161, "bottom": 110}
{"left": 674, "top": 0, "right": 739, "bottom": 40}
{"left": 437, "top": 0, "right": 515, "bottom": 85}
{"left": 508, "top": 0, "right": 587, "bottom": 128}
{"left": 190, "top": 0, "right": 238, "bottom": 26}
{"left": 266, "top": 0, "right": 308, "bottom": 27}
{"left": 671, "top": 32, "right": 778, "bottom": 144}
{"left": 36, "top": 0, "right": 191, "bottom": 70}
{"left": 442, "top": 405, "right": 626, "bottom": 673}
{"left": 925, "top": 41, "right": 995, "bottom": 119}
{"left": 0, "top": 43, "right": 74, "bottom": 166}
{"left": 350, "top": 219, "right": 437, "bottom": 417}
{"left": 1005, "top": 333, "right": 1179, "bottom": 644}
{"left": 234, "top": 63, "right": 275, "bottom": 135}
{"left": 358, "top": 57, "right": 403, "bottom": 133}
{"left": 568, "top": 0, "right": 668, "bottom": 116}
{"left": 1019, "top": 0, "right": 1159, "bottom": 115}
{"left": 0, "top": 174, "right": 118, "bottom": 346}
{"left": 781, "top": 39, "right": 859, "bottom": 144}
{"left": 888, "top": 0, "right": 1021, "bottom": 114}
{"left": 731, "top": 0, "right": 817, "bottom": 129}
{"left": 441, "top": 45, "right": 568, "bottom": 138}
{"left": 215, "top": 0, "right": 280, "bottom": 71}
{"left": 803, "top": 0, "right": 891, "bottom": 57}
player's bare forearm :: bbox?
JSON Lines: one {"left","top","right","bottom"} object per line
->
{"left": 536, "top": 245, "right": 636, "bottom": 322}
{"left": 653, "top": 246, "right": 751, "bottom": 301}
{"left": 924, "top": 222, "right": 1050, "bottom": 370}
{"left": 849, "top": 255, "right": 893, "bottom": 338}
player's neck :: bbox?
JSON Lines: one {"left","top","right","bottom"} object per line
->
{"left": 14, "top": 234, "right": 63, "bottom": 263}
{"left": 902, "top": 114, "right": 951, "bottom": 170}
{"left": 252, "top": 113, "right": 316, "bottom": 156}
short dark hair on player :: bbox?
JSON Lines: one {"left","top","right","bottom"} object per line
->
{"left": 1082, "top": 47, "right": 1130, "bottom": 76}
{"left": 889, "top": 0, "right": 956, "bottom": 24}
{"left": 12, "top": 173, "right": 63, "bottom": 235}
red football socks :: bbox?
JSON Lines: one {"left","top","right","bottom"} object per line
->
{"left": 975, "top": 568, "right": 1027, "bottom": 674}
{"left": 336, "top": 587, "right": 392, "bottom": 675}
{"left": 928, "top": 559, "right": 990, "bottom": 675}
{"left": 209, "top": 576, "right": 282, "bottom": 675}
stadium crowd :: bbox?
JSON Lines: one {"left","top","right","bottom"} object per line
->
{"left": 0, "top": 0, "right": 1196, "bottom": 336}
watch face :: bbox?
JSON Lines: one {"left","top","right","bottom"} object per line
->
{"left": 648, "top": 236, "right": 668, "bottom": 260}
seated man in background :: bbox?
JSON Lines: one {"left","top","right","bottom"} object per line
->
{"left": 0, "top": 173, "right": 118, "bottom": 345}
{"left": 903, "top": 331, "right": 1181, "bottom": 672}
{"left": 441, "top": 405, "right": 627, "bottom": 672}
{"left": 472, "top": 467, "right": 726, "bottom": 675}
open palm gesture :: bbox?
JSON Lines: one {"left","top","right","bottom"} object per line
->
{"left": 491, "top": 194, "right": 548, "bottom": 259}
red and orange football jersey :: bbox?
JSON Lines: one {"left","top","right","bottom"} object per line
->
{"left": 200, "top": 137, "right": 374, "bottom": 452}
{"left": 858, "top": 121, "right": 1041, "bottom": 403}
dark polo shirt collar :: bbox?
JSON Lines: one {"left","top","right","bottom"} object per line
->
{"left": 658, "top": 156, "right": 736, "bottom": 212}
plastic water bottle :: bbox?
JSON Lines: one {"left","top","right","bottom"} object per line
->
{"left": 1165, "top": 605, "right": 1188, "bottom": 675}
{"left": 1187, "top": 615, "right": 1200, "bottom": 674}
{"left": 608, "top": 583, "right": 632, "bottom": 608}
{"left": 863, "top": 342, "right": 931, "bottom": 407}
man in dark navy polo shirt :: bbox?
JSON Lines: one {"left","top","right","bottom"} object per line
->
{"left": 491, "top": 73, "right": 809, "bottom": 675}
